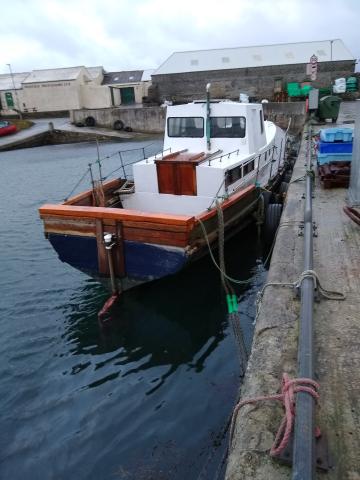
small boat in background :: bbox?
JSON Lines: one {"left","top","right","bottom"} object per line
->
{"left": 39, "top": 90, "right": 288, "bottom": 292}
{"left": 0, "top": 121, "right": 17, "bottom": 136}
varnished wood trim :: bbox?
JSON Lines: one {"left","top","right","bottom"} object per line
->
{"left": 39, "top": 204, "right": 195, "bottom": 228}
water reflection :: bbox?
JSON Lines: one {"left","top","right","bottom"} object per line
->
{"left": 60, "top": 224, "right": 266, "bottom": 395}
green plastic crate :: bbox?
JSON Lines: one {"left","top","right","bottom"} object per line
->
{"left": 300, "top": 85, "right": 312, "bottom": 96}
{"left": 287, "top": 82, "right": 301, "bottom": 97}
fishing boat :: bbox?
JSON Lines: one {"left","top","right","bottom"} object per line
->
{"left": 39, "top": 90, "right": 286, "bottom": 293}
{"left": 0, "top": 121, "right": 17, "bottom": 136}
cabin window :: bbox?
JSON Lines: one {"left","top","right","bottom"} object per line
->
{"left": 167, "top": 117, "right": 204, "bottom": 138}
{"left": 210, "top": 117, "right": 246, "bottom": 138}
{"left": 225, "top": 165, "right": 243, "bottom": 186}
{"left": 259, "top": 111, "right": 264, "bottom": 134}
{"left": 243, "top": 159, "right": 255, "bottom": 176}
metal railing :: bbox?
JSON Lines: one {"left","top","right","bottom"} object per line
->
{"left": 292, "top": 126, "right": 316, "bottom": 480}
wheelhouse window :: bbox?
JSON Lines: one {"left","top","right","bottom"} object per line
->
{"left": 243, "top": 159, "right": 255, "bottom": 176}
{"left": 225, "top": 165, "right": 242, "bottom": 187}
{"left": 210, "top": 117, "right": 246, "bottom": 138}
{"left": 167, "top": 117, "right": 204, "bottom": 138}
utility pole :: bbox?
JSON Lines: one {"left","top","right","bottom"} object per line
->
{"left": 6, "top": 63, "right": 22, "bottom": 119}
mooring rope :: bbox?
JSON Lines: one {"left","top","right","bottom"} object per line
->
{"left": 254, "top": 268, "right": 346, "bottom": 324}
{"left": 215, "top": 201, "right": 249, "bottom": 370}
{"left": 229, "top": 373, "right": 320, "bottom": 456}
{"left": 197, "top": 216, "right": 253, "bottom": 286}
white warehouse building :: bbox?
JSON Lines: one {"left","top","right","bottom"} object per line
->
{"left": 0, "top": 66, "right": 154, "bottom": 116}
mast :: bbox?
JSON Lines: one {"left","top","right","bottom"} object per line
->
{"left": 206, "top": 83, "right": 211, "bottom": 152}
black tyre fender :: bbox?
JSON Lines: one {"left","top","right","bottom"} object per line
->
{"left": 85, "top": 116, "right": 96, "bottom": 127}
{"left": 279, "top": 181, "right": 289, "bottom": 194}
{"left": 124, "top": 126, "right": 133, "bottom": 132}
{"left": 261, "top": 190, "right": 273, "bottom": 210}
{"left": 283, "top": 172, "right": 292, "bottom": 183}
{"left": 264, "top": 203, "right": 283, "bottom": 242}
{"left": 113, "top": 120, "right": 124, "bottom": 131}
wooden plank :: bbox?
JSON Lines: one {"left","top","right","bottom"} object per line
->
{"left": 95, "top": 219, "right": 108, "bottom": 274}
{"left": 122, "top": 226, "right": 188, "bottom": 241}
{"left": 39, "top": 204, "right": 195, "bottom": 227}
{"left": 157, "top": 162, "right": 176, "bottom": 194}
{"left": 44, "top": 223, "right": 96, "bottom": 237}
{"left": 43, "top": 216, "right": 96, "bottom": 236}
{"left": 178, "top": 163, "right": 197, "bottom": 196}
{"left": 122, "top": 220, "right": 189, "bottom": 232}
{"left": 123, "top": 229, "right": 188, "bottom": 247}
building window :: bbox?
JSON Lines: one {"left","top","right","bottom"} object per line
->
{"left": 210, "top": 117, "right": 246, "bottom": 138}
{"left": 190, "top": 59, "right": 199, "bottom": 66}
{"left": 274, "top": 78, "right": 283, "bottom": 93}
{"left": 167, "top": 117, "right": 204, "bottom": 137}
{"left": 222, "top": 57, "right": 230, "bottom": 63}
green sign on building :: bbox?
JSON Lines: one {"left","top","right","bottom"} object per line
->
{"left": 5, "top": 92, "right": 14, "bottom": 108}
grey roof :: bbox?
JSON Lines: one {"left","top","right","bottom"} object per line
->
{"left": 22, "top": 66, "right": 88, "bottom": 83}
{"left": 141, "top": 69, "right": 154, "bottom": 81}
{"left": 0, "top": 72, "right": 29, "bottom": 90}
{"left": 153, "top": 39, "right": 355, "bottom": 75}
{"left": 102, "top": 70, "right": 144, "bottom": 85}
{"left": 86, "top": 66, "right": 104, "bottom": 79}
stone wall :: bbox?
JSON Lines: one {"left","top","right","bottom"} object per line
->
{"left": 152, "top": 60, "right": 355, "bottom": 103}
{"left": 70, "top": 102, "right": 306, "bottom": 134}
{"left": 71, "top": 106, "right": 166, "bottom": 133}
{"left": 263, "top": 102, "right": 306, "bottom": 133}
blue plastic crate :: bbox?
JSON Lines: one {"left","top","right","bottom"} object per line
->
{"left": 320, "top": 128, "right": 353, "bottom": 143}
{"left": 317, "top": 141, "right": 353, "bottom": 154}
{"left": 317, "top": 152, "right": 352, "bottom": 165}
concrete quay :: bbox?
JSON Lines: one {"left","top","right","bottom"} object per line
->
{"left": 0, "top": 118, "right": 149, "bottom": 152}
{"left": 226, "top": 118, "right": 360, "bottom": 479}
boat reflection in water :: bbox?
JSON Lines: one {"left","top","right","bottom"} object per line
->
{"left": 55, "top": 225, "right": 266, "bottom": 480}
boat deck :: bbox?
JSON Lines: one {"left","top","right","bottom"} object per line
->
{"left": 226, "top": 116, "right": 360, "bottom": 478}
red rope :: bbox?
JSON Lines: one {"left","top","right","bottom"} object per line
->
{"left": 230, "top": 373, "right": 319, "bottom": 456}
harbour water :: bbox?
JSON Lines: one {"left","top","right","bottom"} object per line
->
{"left": 0, "top": 140, "right": 267, "bottom": 479}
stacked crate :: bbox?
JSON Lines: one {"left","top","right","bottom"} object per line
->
{"left": 317, "top": 128, "right": 353, "bottom": 188}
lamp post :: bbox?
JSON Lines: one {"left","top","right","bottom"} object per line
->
{"left": 6, "top": 63, "right": 22, "bottom": 119}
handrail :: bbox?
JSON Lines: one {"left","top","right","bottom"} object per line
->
{"left": 292, "top": 125, "right": 316, "bottom": 480}
{"left": 208, "top": 143, "right": 276, "bottom": 166}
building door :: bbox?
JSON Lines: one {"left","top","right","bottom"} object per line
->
{"left": 120, "top": 87, "right": 135, "bottom": 105}
{"left": 5, "top": 92, "right": 14, "bottom": 108}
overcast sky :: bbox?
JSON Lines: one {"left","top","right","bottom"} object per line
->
{"left": 1, "top": 0, "right": 359, "bottom": 74}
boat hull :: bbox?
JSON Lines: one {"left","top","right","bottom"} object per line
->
{"left": 39, "top": 182, "right": 260, "bottom": 291}
{"left": 48, "top": 234, "right": 188, "bottom": 284}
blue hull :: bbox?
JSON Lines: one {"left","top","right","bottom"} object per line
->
{"left": 48, "top": 234, "right": 189, "bottom": 285}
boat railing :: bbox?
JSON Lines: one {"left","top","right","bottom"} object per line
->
{"left": 64, "top": 142, "right": 159, "bottom": 201}
{"left": 151, "top": 147, "right": 172, "bottom": 162}
{"left": 208, "top": 148, "right": 241, "bottom": 165}
{"left": 208, "top": 143, "right": 276, "bottom": 166}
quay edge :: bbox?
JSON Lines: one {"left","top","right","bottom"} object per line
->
{"left": 226, "top": 114, "right": 360, "bottom": 479}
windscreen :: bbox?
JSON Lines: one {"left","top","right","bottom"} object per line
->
{"left": 167, "top": 117, "right": 204, "bottom": 138}
{"left": 210, "top": 117, "right": 246, "bottom": 138}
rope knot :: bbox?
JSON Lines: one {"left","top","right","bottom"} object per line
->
{"left": 230, "top": 373, "right": 320, "bottom": 457}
